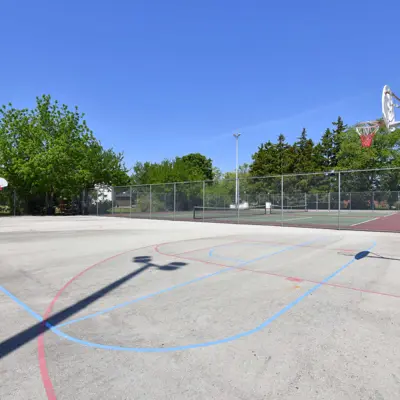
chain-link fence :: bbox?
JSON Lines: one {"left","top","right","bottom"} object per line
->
{"left": 106, "top": 168, "right": 400, "bottom": 232}
{"left": 3, "top": 168, "right": 400, "bottom": 232}
{"left": 0, "top": 187, "right": 16, "bottom": 216}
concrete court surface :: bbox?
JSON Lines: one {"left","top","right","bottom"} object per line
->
{"left": 0, "top": 217, "right": 400, "bottom": 400}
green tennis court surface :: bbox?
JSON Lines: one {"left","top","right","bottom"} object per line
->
{"left": 193, "top": 208, "right": 400, "bottom": 230}
{"left": 110, "top": 207, "right": 400, "bottom": 232}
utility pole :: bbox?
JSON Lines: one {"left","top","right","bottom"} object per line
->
{"left": 233, "top": 133, "right": 241, "bottom": 207}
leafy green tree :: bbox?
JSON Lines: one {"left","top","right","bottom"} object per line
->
{"left": 180, "top": 153, "right": 214, "bottom": 181}
{"left": 337, "top": 125, "right": 400, "bottom": 205}
{"left": 0, "top": 95, "right": 128, "bottom": 214}
{"left": 129, "top": 153, "right": 215, "bottom": 212}
{"left": 205, "top": 163, "right": 251, "bottom": 207}
{"left": 131, "top": 154, "right": 211, "bottom": 185}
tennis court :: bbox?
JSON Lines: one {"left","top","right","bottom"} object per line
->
{"left": 111, "top": 206, "right": 400, "bottom": 232}
{"left": 193, "top": 207, "right": 400, "bottom": 231}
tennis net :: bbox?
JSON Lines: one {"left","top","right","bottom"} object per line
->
{"left": 269, "top": 204, "right": 308, "bottom": 214}
{"left": 193, "top": 205, "right": 267, "bottom": 220}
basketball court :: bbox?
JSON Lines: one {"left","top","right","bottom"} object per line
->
{"left": 1, "top": 216, "right": 400, "bottom": 399}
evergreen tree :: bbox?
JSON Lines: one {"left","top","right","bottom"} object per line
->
{"left": 293, "top": 128, "right": 315, "bottom": 173}
{"left": 332, "top": 116, "right": 347, "bottom": 165}
{"left": 249, "top": 141, "right": 277, "bottom": 176}
{"left": 318, "top": 128, "right": 336, "bottom": 169}
{"left": 276, "top": 134, "right": 294, "bottom": 174}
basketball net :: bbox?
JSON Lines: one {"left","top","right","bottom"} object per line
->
{"left": 355, "top": 121, "right": 380, "bottom": 148}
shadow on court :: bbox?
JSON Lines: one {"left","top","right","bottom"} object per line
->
{"left": 0, "top": 256, "right": 187, "bottom": 360}
{"left": 340, "top": 250, "right": 400, "bottom": 261}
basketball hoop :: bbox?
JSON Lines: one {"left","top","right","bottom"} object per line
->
{"left": 0, "top": 178, "right": 7, "bottom": 191}
{"left": 355, "top": 121, "right": 380, "bottom": 148}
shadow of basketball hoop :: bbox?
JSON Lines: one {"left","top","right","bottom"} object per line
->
{"left": 339, "top": 250, "right": 400, "bottom": 261}
{"left": 132, "top": 256, "right": 186, "bottom": 271}
{"left": 355, "top": 251, "right": 370, "bottom": 260}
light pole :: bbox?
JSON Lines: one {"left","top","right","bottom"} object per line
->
{"left": 233, "top": 133, "right": 241, "bottom": 207}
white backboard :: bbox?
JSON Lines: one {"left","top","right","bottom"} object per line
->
{"left": 382, "top": 85, "right": 400, "bottom": 131}
{"left": 0, "top": 177, "right": 8, "bottom": 188}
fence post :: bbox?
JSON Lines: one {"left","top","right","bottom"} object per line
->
{"left": 112, "top": 187, "right": 114, "bottom": 215}
{"left": 349, "top": 192, "right": 352, "bottom": 211}
{"left": 338, "top": 172, "right": 341, "bottom": 229}
{"left": 173, "top": 183, "right": 176, "bottom": 220}
{"left": 149, "top": 184, "right": 152, "bottom": 219}
{"left": 316, "top": 193, "right": 318, "bottom": 211}
{"left": 281, "top": 175, "right": 284, "bottom": 226}
{"left": 13, "top": 189, "right": 16, "bottom": 216}
{"left": 129, "top": 186, "right": 132, "bottom": 218}
{"left": 328, "top": 192, "right": 331, "bottom": 212}
{"left": 203, "top": 181, "right": 205, "bottom": 222}
{"left": 96, "top": 189, "right": 99, "bottom": 216}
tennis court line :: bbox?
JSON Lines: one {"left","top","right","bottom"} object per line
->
{"left": 383, "top": 212, "right": 398, "bottom": 218}
{"left": 282, "top": 216, "right": 313, "bottom": 222}
{"left": 351, "top": 217, "right": 380, "bottom": 227}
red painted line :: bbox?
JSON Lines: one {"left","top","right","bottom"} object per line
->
{"left": 155, "top": 245, "right": 400, "bottom": 300}
{"left": 36, "top": 237, "right": 249, "bottom": 399}
{"left": 37, "top": 237, "right": 400, "bottom": 399}
{"left": 37, "top": 245, "right": 154, "bottom": 400}
{"left": 286, "top": 277, "right": 304, "bottom": 282}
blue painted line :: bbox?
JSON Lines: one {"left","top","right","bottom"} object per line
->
{"left": 59, "top": 237, "right": 315, "bottom": 327}
{"left": 56, "top": 267, "right": 232, "bottom": 328}
{"left": 207, "top": 240, "right": 290, "bottom": 263}
{"left": 209, "top": 238, "right": 321, "bottom": 266}
{"left": 0, "top": 242, "right": 376, "bottom": 352}
{"left": 207, "top": 249, "right": 246, "bottom": 263}
{"left": 0, "top": 286, "right": 44, "bottom": 322}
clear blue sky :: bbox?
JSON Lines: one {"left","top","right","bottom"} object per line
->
{"left": 1, "top": 0, "right": 399, "bottom": 173}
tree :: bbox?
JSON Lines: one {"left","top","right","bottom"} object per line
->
{"left": 314, "top": 116, "right": 348, "bottom": 170}
{"left": 276, "top": 134, "right": 294, "bottom": 174}
{"left": 0, "top": 95, "right": 128, "bottom": 214}
{"left": 337, "top": 125, "right": 400, "bottom": 197}
{"left": 205, "top": 163, "right": 251, "bottom": 207}
{"left": 332, "top": 116, "right": 347, "bottom": 164}
{"left": 317, "top": 128, "right": 336, "bottom": 169}
{"left": 293, "top": 128, "right": 315, "bottom": 173}
{"left": 129, "top": 153, "right": 215, "bottom": 213}
{"left": 131, "top": 153, "right": 213, "bottom": 185}
{"left": 180, "top": 153, "right": 214, "bottom": 181}
{"left": 250, "top": 134, "right": 296, "bottom": 178}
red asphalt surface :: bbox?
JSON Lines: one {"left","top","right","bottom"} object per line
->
{"left": 353, "top": 212, "right": 400, "bottom": 232}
